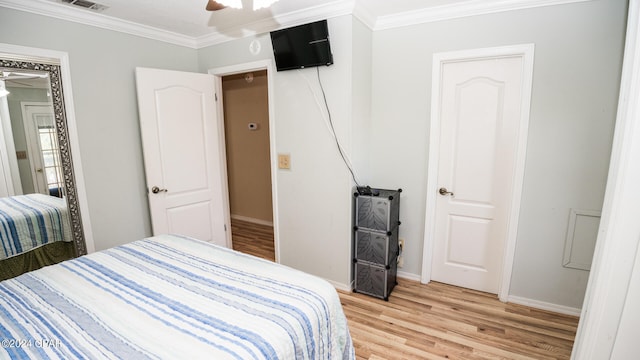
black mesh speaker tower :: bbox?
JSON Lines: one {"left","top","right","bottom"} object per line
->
{"left": 352, "top": 187, "right": 401, "bottom": 301}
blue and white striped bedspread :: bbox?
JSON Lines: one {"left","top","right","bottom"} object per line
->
{"left": 0, "top": 194, "right": 71, "bottom": 260}
{"left": 0, "top": 234, "right": 355, "bottom": 359}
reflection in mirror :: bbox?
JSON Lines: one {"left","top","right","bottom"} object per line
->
{"left": 0, "top": 57, "right": 86, "bottom": 280}
{"left": 1, "top": 69, "right": 61, "bottom": 195}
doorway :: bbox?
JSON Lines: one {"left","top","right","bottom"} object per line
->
{"left": 221, "top": 70, "right": 275, "bottom": 261}
{"left": 21, "top": 102, "right": 64, "bottom": 197}
{"left": 211, "top": 61, "right": 278, "bottom": 262}
{"left": 422, "top": 44, "right": 535, "bottom": 300}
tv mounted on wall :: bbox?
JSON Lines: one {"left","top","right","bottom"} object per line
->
{"left": 270, "top": 20, "right": 334, "bottom": 72}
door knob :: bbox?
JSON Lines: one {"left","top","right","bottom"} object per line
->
{"left": 151, "top": 186, "right": 168, "bottom": 194}
{"left": 439, "top": 187, "right": 454, "bottom": 197}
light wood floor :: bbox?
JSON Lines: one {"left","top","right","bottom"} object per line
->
{"left": 231, "top": 219, "right": 579, "bottom": 359}
{"left": 231, "top": 218, "right": 275, "bottom": 261}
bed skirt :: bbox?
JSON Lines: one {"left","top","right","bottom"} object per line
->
{"left": 0, "top": 241, "right": 75, "bottom": 281}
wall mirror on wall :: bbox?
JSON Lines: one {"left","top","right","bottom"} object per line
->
{"left": 0, "top": 50, "right": 90, "bottom": 279}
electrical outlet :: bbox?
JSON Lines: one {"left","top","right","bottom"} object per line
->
{"left": 398, "top": 255, "right": 404, "bottom": 268}
{"left": 399, "top": 238, "right": 405, "bottom": 253}
{"left": 278, "top": 154, "right": 291, "bottom": 169}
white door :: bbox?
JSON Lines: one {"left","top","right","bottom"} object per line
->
{"left": 135, "top": 67, "right": 228, "bottom": 247}
{"left": 0, "top": 84, "right": 19, "bottom": 197}
{"left": 428, "top": 46, "right": 533, "bottom": 294}
{"left": 22, "top": 103, "right": 55, "bottom": 194}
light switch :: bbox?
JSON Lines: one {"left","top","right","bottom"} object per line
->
{"left": 278, "top": 154, "right": 291, "bottom": 169}
{"left": 15, "top": 151, "right": 27, "bottom": 160}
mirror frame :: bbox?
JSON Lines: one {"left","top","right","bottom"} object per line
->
{"left": 0, "top": 57, "right": 87, "bottom": 257}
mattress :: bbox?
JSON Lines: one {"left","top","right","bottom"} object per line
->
{"left": 0, "top": 234, "right": 355, "bottom": 359}
{"left": 0, "top": 194, "right": 71, "bottom": 260}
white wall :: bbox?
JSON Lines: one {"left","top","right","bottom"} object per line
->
{"left": 0, "top": 7, "right": 199, "bottom": 250}
{"left": 198, "top": 16, "right": 357, "bottom": 287}
{"left": 350, "top": 18, "right": 373, "bottom": 186}
{"left": 370, "top": 0, "right": 627, "bottom": 308}
{"left": 272, "top": 17, "right": 354, "bottom": 287}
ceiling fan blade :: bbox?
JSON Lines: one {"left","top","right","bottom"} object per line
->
{"left": 206, "top": 0, "right": 226, "bottom": 11}
{"left": 0, "top": 71, "right": 48, "bottom": 80}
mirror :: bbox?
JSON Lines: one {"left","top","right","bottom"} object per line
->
{"left": 0, "top": 56, "right": 86, "bottom": 265}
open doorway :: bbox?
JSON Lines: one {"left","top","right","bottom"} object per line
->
{"left": 221, "top": 69, "right": 275, "bottom": 262}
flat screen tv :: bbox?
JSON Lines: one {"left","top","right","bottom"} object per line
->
{"left": 270, "top": 20, "right": 334, "bottom": 72}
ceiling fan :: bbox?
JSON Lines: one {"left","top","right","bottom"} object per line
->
{"left": 0, "top": 71, "right": 50, "bottom": 97}
{"left": 206, "top": 0, "right": 279, "bottom": 11}
{"left": 205, "top": 0, "right": 227, "bottom": 11}
{"left": 0, "top": 71, "right": 49, "bottom": 81}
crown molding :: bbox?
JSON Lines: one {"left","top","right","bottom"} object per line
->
{"left": 0, "top": 0, "right": 199, "bottom": 48}
{"left": 373, "top": 0, "right": 594, "bottom": 31}
{"left": 1, "top": 0, "right": 596, "bottom": 49}
{"left": 352, "top": 1, "right": 377, "bottom": 30}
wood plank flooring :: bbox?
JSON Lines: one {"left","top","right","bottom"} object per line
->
{"left": 230, "top": 218, "right": 275, "bottom": 261}
{"left": 340, "top": 280, "right": 578, "bottom": 359}
{"left": 230, "top": 219, "right": 579, "bottom": 359}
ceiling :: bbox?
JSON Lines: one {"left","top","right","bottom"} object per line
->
{"left": 81, "top": 0, "right": 453, "bottom": 37}
{"left": 0, "top": 0, "right": 586, "bottom": 48}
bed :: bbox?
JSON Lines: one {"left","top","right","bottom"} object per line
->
{"left": 0, "top": 193, "right": 74, "bottom": 281}
{"left": 0, "top": 193, "right": 72, "bottom": 259}
{"left": 0, "top": 234, "right": 355, "bottom": 359}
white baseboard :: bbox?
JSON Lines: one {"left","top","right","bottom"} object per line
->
{"left": 397, "top": 270, "right": 422, "bottom": 282}
{"left": 231, "top": 214, "right": 273, "bottom": 227}
{"left": 328, "top": 279, "right": 352, "bottom": 292}
{"left": 507, "top": 295, "right": 582, "bottom": 317}
{"left": 397, "top": 269, "right": 581, "bottom": 316}
{"left": 339, "top": 267, "right": 580, "bottom": 316}
{"left": 332, "top": 272, "right": 419, "bottom": 293}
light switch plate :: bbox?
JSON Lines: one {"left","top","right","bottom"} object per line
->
{"left": 278, "top": 154, "right": 291, "bottom": 169}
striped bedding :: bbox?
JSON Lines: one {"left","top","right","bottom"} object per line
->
{"left": 0, "top": 234, "right": 355, "bottom": 359}
{"left": 0, "top": 194, "right": 71, "bottom": 260}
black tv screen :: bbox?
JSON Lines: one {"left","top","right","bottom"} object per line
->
{"left": 270, "top": 20, "right": 334, "bottom": 72}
